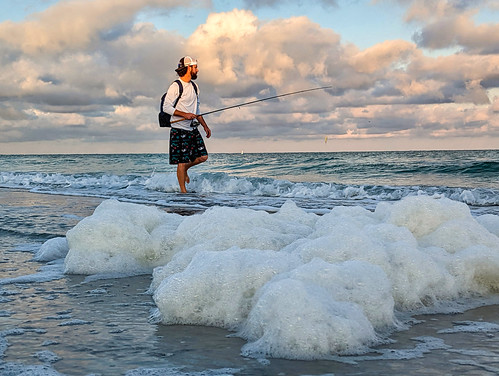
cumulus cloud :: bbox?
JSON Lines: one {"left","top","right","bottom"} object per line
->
{"left": 0, "top": 0, "right": 191, "bottom": 147}
{"left": 188, "top": 10, "right": 342, "bottom": 88}
{"left": 412, "top": 13, "right": 499, "bottom": 54}
{"left": 0, "top": 0, "right": 497, "bottom": 152}
{"left": 349, "top": 40, "right": 416, "bottom": 74}
{"left": 492, "top": 96, "right": 499, "bottom": 113}
{"left": 0, "top": 0, "right": 196, "bottom": 54}
{"left": 0, "top": 104, "right": 29, "bottom": 121}
{"left": 392, "top": 0, "right": 499, "bottom": 54}
{"left": 241, "top": 0, "right": 338, "bottom": 9}
{"left": 185, "top": 8, "right": 497, "bottom": 141}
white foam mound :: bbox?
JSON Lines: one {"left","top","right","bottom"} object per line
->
{"left": 477, "top": 214, "right": 499, "bottom": 237}
{"left": 237, "top": 260, "right": 393, "bottom": 359}
{"left": 64, "top": 199, "right": 183, "bottom": 275}
{"left": 35, "top": 237, "right": 69, "bottom": 262}
{"left": 153, "top": 247, "right": 301, "bottom": 330}
{"left": 238, "top": 278, "right": 377, "bottom": 359}
{"left": 62, "top": 196, "right": 499, "bottom": 360}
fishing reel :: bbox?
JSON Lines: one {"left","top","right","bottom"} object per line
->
{"left": 191, "top": 119, "right": 200, "bottom": 128}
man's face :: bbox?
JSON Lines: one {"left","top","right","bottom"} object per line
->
{"left": 190, "top": 65, "right": 198, "bottom": 80}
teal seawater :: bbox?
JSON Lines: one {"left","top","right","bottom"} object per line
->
{"left": 0, "top": 150, "right": 497, "bottom": 215}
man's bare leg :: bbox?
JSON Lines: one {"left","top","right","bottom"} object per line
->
{"left": 177, "top": 163, "right": 188, "bottom": 193}
{"left": 176, "top": 155, "right": 208, "bottom": 193}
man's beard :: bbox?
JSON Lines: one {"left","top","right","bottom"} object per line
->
{"left": 191, "top": 72, "right": 198, "bottom": 80}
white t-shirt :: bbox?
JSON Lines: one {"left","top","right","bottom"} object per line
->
{"left": 162, "top": 80, "right": 199, "bottom": 131}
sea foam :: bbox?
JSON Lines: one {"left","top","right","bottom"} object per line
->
{"left": 61, "top": 195, "right": 499, "bottom": 360}
{"left": 35, "top": 237, "right": 69, "bottom": 262}
{"left": 64, "top": 199, "right": 183, "bottom": 275}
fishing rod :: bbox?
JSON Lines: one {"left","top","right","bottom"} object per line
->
{"left": 171, "top": 85, "right": 333, "bottom": 124}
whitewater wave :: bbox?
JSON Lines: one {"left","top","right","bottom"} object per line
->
{"left": 2, "top": 170, "right": 498, "bottom": 211}
{"left": 146, "top": 172, "right": 499, "bottom": 207}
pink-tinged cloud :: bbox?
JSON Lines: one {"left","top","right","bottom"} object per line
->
{"left": 349, "top": 40, "right": 416, "bottom": 74}
{"left": 187, "top": 10, "right": 341, "bottom": 88}
{"left": 0, "top": 1, "right": 497, "bottom": 153}
{"left": 395, "top": 0, "right": 499, "bottom": 53}
{"left": 0, "top": 0, "right": 193, "bottom": 54}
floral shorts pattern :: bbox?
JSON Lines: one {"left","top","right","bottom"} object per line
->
{"left": 169, "top": 127, "right": 208, "bottom": 164}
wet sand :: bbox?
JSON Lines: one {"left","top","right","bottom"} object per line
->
{"left": 1, "top": 189, "right": 498, "bottom": 375}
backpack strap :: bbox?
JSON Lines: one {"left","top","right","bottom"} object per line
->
{"left": 172, "top": 79, "right": 183, "bottom": 108}
{"left": 159, "top": 80, "right": 183, "bottom": 113}
{"left": 160, "top": 93, "right": 166, "bottom": 112}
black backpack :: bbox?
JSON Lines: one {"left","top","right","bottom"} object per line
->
{"left": 158, "top": 80, "right": 198, "bottom": 127}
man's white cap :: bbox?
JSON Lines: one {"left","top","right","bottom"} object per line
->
{"left": 176, "top": 56, "right": 197, "bottom": 72}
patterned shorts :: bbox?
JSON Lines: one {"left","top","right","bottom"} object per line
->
{"left": 169, "top": 127, "right": 208, "bottom": 165}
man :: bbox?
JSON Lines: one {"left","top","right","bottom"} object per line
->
{"left": 162, "top": 56, "right": 211, "bottom": 193}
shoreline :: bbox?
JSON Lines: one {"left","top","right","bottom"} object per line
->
{"left": 0, "top": 187, "right": 206, "bottom": 217}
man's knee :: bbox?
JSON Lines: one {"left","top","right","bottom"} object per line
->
{"left": 199, "top": 155, "right": 208, "bottom": 163}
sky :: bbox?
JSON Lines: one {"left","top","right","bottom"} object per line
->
{"left": 0, "top": 0, "right": 498, "bottom": 154}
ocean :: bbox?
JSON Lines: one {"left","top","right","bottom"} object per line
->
{"left": 0, "top": 150, "right": 498, "bottom": 375}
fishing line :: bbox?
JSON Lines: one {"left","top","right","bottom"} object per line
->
{"left": 171, "top": 85, "right": 333, "bottom": 124}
